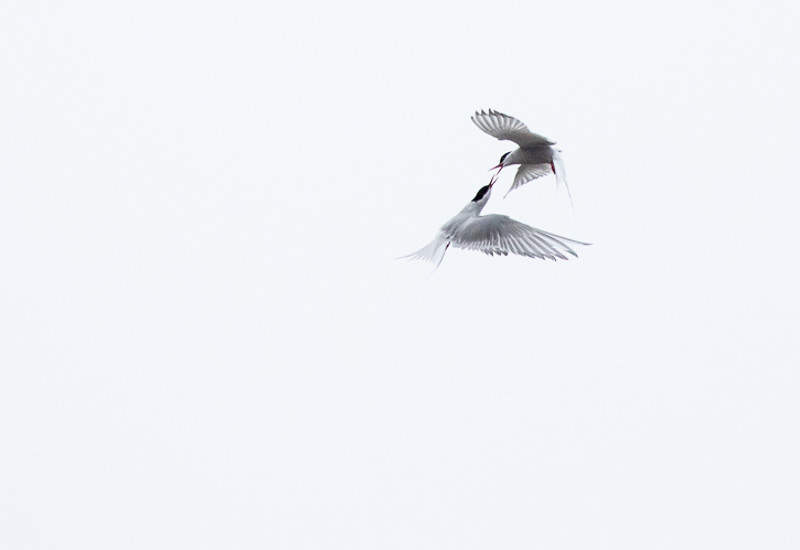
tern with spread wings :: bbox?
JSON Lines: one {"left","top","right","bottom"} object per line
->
{"left": 400, "top": 175, "right": 588, "bottom": 269}
{"left": 471, "top": 109, "right": 571, "bottom": 204}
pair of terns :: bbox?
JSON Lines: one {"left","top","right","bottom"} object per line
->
{"left": 403, "top": 109, "right": 588, "bottom": 268}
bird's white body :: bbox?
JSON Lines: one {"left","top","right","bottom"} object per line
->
{"left": 471, "top": 109, "right": 570, "bottom": 202}
{"left": 401, "top": 182, "right": 588, "bottom": 268}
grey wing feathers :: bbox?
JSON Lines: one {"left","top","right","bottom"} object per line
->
{"left": 448, "top": 215, "right": 589, "bottom": 261}
{"left": 506, "top": 164, "right": 554, "bottom": 197}
{"left": 471, "top": 109, "right": 554, "bottom": 147}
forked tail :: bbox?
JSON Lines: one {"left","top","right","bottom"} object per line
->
{"left": 552, "top": 149, "right": 574, "bottom": 210}
{"left": 397, "top": 234, "right": 450, "bottom": 271}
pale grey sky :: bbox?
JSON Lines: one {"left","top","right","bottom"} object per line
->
{"left": 2, "top": 0, "right": 799, "bottom": 548}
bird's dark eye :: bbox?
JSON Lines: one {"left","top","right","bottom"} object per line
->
{"left": 471, "top": 185, "right": 490, "bottom": 202}
{"left": 499, "top": 152, "right": 510, "bottom": 163}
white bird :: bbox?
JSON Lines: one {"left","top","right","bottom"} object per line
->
{"left": 471, "top": 109, "right": 571, "bottom": 203}
{"left": 400, "top": 175, "right": 589, "bottom": 269}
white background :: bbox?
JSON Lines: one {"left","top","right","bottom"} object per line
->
{"left": 2, "top": 1, "right": 799, "bottom": 548}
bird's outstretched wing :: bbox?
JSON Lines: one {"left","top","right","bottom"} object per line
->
{"left": 471, "top": 109, "right": 554, "bottom": 148}
{"left": 447, "top": 215, "right": 589, "bottom": 260}
{"left": 507, "top": 154, "right": 574, "bottom": 209}
{"left": 506, "top": 164, "right": 554, "bottom": 197}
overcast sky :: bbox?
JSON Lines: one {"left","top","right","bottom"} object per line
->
{"left": 2, "top": 1, "right": 799, "bottom": 548}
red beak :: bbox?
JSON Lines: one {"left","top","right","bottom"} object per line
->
{"left": 489, "top": 163, "right": 503, "bottom": 172}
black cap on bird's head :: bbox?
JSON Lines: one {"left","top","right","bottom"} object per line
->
{"left": 471, "top": 174, "right": 496, "bottom": 202}
{"left": 471, "top": 185, "right": 490, "bottom": 202}
{"left": 490, "top": 151, "right": 511, "bottom": 171}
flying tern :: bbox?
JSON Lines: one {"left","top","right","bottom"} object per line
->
{"left": 471, "top": 109, "right": 571, "bottom": 204}
{"left": 400, "top": 175, "right": 589, "bottom": 269}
